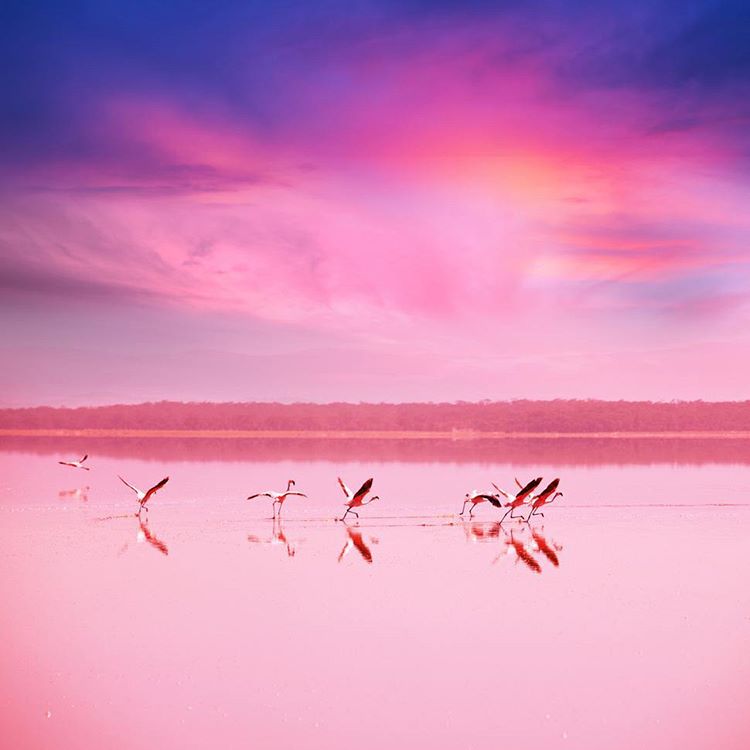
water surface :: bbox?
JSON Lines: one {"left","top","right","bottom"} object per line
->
{"left": 1, "top": 439, "right": 749, "bottom": 749}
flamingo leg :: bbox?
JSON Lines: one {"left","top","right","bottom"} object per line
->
{"left": 340, "top": 507, "right": 351, "bottom": 521}
{"left": 459, "top": 499, "right": 470, "bottom": 515}
{"left": 499, "top": 508, "right": 512, "bottom": 524}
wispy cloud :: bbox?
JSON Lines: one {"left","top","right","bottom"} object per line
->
{"left": 1, "top": 0, "right": 750, "bottom": 402}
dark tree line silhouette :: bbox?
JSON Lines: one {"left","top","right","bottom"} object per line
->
{"left": 1, "top": 400, "right": 750, "bottom": 432}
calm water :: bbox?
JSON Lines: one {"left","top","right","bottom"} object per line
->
{"left": 1, "top": 439, "right": 749, "bottom": 749}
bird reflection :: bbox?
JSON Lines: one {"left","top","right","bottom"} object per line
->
{"left": 529, "top": 526, "right": 562, "bottom": 567}
{"left": 96, "top": 513, "right": 170, "bottom": 557}
{"left": 494, "top": 525, "right": 564, "bottom": 573}
{"left": 247, "top": 518, "right": 296, "bottom": 557}
{"left": 462, "top": 520, "right": 502, "bottom": 542}
{"left": 58, "top": 486, "right": 90, "bottom": 502}
{"left": 138, "top": 517, "right": 169, "bottom": 556}
{"left": 337, "top": 524, "right": 376, "bottom": 564}
{"left": 506, "top": 529, "right": 541, "bottom": 573}
{"left": 494, "top": 527, "right": 541, "bottom": 573}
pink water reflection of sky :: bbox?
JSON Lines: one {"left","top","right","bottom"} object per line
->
{"left": 1, "top": 451, "right": 750, "bottom": 749}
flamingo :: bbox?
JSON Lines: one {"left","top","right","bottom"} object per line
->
{"left": 338, "top": 477, "right": 379, "bottom": 520}
{"left": 58, "top": 454, "right": 90, "bottom": 471}
{"left": 459, "top": 489, "right": 502, "bottom": 518}
{"left": 118, "top": 475, "right": 170, "bottom": 515}
{"left": 338, "top": 525, "right": 374, "bottom": 563}
{"left": 247, "top": 480, "right": 306, "bottom": 518}
{"left": 526, "top": 478, "right": 563, "bottom": 521}
{"left": 492, "top": 477, "right": 543, "bottom": 523}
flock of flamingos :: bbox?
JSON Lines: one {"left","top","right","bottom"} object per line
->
{"left": 57, "top": 453, "right": 564, "bottom": 569}
{"left": 58, "top": 452, "right": 563, "bottom": 523}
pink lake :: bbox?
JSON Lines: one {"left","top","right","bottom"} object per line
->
{"left": 1, "top": 437, "right": 749, "bottom": 749}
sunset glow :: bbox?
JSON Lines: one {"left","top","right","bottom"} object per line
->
{"left": 2, "top": 1, "right": 750, "bottom": 404}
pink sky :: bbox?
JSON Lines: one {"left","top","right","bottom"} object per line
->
{"left": 2, "top": 3, "right": 750, "bottom": 405}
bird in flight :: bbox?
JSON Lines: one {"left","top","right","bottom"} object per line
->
{"left": 247, "top": 480, "right": 306, "bottom": 518}
{"left": 338, "top": 477, "right": 379, "bottom": 521}
{"left": 118, "top": 475, "right": 170, "bottom": 515}
{"left": 338, "top": 525, "right": 374, "bottom": 564}
{"left": 492, "top": 477, "right": 543, "bottom": 523}
{"left": 526, "top": 478, "right": 563, "bottom": 521}
{"left": 459, "top": 489, "right": 502, "bottom": 518}
{"left": 58, "top": 454, "right": 90, "bottom": 471}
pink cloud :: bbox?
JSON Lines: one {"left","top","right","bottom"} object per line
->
{"left": 3, "top": 16, "right": 750, "bottom": 404}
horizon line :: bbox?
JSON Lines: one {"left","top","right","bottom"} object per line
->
{"left": 3, "top": 398, "right": 750, "bottom": 410}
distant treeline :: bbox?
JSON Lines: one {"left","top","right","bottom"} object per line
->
{"left": 1, "top": 400, "right": 750, "bottom": 432}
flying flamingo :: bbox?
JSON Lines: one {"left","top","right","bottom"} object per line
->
{"left": 492, "top": 477, "right": 543, "bottom": 523}
{"left": 118, "top": 475, "right": 170, "bottom": 515}
{"left": 247, "top": 480, "right": 306, "bottom": 518}
{"left": 338, "top": 477, "right": 379, "bottom": 520}
{"left": 338, "top": 525, "right": 374, "bottom": 563}
{"left": 58, "top": 454, "right": 90, "bottom": 471}
{"left": 459, "top": 489, "right": 502, "bottom": 518}
{"left": 526, "top": 478, "right": 563, "bottom": 521}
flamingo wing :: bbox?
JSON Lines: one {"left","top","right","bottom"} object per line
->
{"left": 539, "top": 478, "right": 560, "bottom": 498}
{"left": 247, "top": 492, "right": 274, "bottom": 500}
{"left": 337, "top": 477, "right": 352, "bottom": 498}
{"left": 352, "top": 477, "right": 374, "bottom": 503}
{"left": 79, "top": 454, "right": 88, "bottom": 463}
{"left": 516, "top": 477, "right": 542, "bottom": 500}
{"left": 477, "top": 494, "right": 503, "bottom": 508}
{"left": 141, "top": 476, "right": 169, "bottom": 506}
{"left": 118, "top": 475, "right": 141, "bottom": 496}
{"left": 492, "top": 483, "right": 512, "bottom": 500}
